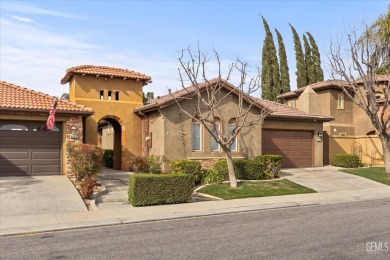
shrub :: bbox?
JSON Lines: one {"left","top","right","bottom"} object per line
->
{"left": 129, "top": 156, "right": 149, "bottom": 173}
{"left": 145, "top": 155, "right": 166, "bottom": 174}
{"left": 332, "top": 154, "right": 361, "bottom": 168}
{"left": 102, "top": 149, "right": 114, "bottom": 168}
{"left": 213, "top": 159, "right": 248, "bottom": 180}
{"left": 170, "top": 160, "right": 202, "bottom": 184}
{"left": 243, "top": 160, "right": 265, "bottom": 180}
{"left": 80, "top": 176, "right": 97, "bottom": 199}
{"left": 67, "top": 143, "right": 104, "bottom": 180}
{"left": 128, "top": 174, "right": 195, "bottom": 206}
{"left": 201, "top": 169, "right": 224, "bottom": 184}
{"left": 129, "top": 155, "right": 165, "bottom": 174}
{"left": 255, "top": 155, "right": 283, "bottom": 179}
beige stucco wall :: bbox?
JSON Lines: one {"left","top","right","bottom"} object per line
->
{"left": 263, "top": 119, "right": 324, "bottom": 167}
{"left": 69, "top": 74, "right": 144, "bottom": 170}
{"left": 329, "top": 135, "right": 383, "bottom": 166}
{"left": 144, "top": 89, "right": 263, "bottom": 169}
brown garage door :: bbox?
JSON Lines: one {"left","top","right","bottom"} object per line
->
{"left": 262, "top": 129, "right": 313, "bottom": 168}
{"left": 0, "top": 120, "right": 62, "bottom": 176}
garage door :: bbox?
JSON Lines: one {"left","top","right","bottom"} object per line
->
{"left": 0, "top": 120, "right": 62, "bottom": 176}
{"left": 262, "top": 129, "right": 313, "bottom": 168}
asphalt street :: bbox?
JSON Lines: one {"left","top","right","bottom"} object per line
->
{"left": 1, "top": 198, "right": 389, "bottom": 260}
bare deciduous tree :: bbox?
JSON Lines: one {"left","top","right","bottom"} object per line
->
{"left": 329, "top": 23, "right": 390, "bottom": 173}
{"left": 172, "top": 47, "right": 269, "bottom": 188}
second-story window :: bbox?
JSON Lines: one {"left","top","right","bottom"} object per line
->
{"left": 115, "top": 91, "right": 119, "bottom": 100}
{"left": 108, "top": 91, "right": 112, "bottom": 100}
{"left": 100, "top": 90, "right": 104, "bottom": 100}
{"left": 337, "top": 93, "right": 344, "bottom": 109}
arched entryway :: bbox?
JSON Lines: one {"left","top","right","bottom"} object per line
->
{"left": 97, "top": 116, "right": 125, "bottom": 170}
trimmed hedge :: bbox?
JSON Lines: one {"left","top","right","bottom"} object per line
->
{"left": 332, "top": 154, "right": 361, "bottom": 168}
{"left": 255, "top": 155, "right": 283, "bottom": 179}
{"left": 213, "top": 159, "right": 263, "bottom": 180}
{"left": 170, "top": 160, "right": 202, "bottom": 184}
{"left": 128, "top": 174, "right": 195, "bottom": 207}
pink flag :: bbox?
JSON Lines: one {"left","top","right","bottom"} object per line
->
{"left": 45, "top": 98, "right": 58, "bottom": 131}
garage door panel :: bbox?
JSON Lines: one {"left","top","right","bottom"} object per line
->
{"left": 262, "top": 129, "right": 313, "bottom": 168}
{"left": 32, "top": 164, "right": 61, "bottom": 174}
{"left": 0, "top": 151, "right": 30, "bottom": 160}
{"left": 0, "top": 165, "right": 29, "bottom": 174}
{"left": 32, "top": 151, "right": 61, "bottom": 160}
{"left": 1, "top": 138, "right": 31, "bottom": 147}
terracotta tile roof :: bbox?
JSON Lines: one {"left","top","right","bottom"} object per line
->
{"left": 0, "top": 81, "right": 93, "bottom": 114}
{"left": 355, "top": 74, "right": 390, "bottom": 83}
{"left": 277, "top": 80, "right": 350, "bottom": 99}
{"left": 255, "top": 98, "right": 333, "bottom": 121}
{"left": 134, "top": 78, "right": 267, "bottom": 113}
{"left": 60, "top": 65, "right": 152, "bottom": 84}
{"left": 134, "top": 78, "right": 333, "bottom": 122}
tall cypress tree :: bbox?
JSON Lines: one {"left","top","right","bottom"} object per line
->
{"left": 303, "top": 34, "right": 315, "bottom": 84}
{"left": 275, "top": 29, "right": 290, "bottom": 94}
{"left": 307, "top": 32, "right": 324, "bottom": 82}
{"left": 289, "top": 24, "right": 307, "bottom": 88}
{"left": 261, "top": 16, "right": 280, "bottom": 101}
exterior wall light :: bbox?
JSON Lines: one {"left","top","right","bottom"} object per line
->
{"left": 70, "top": 126, "right": 78, "bottom": 140}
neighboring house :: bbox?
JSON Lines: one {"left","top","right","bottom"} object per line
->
{"left": 60, "top": 65, "right": 152, "bottom": 170}
{"left": 277, "top": 76, "right": 390, "bottom": 165}
{"left": 134, "top": 79, "right": 332, "bottom": 169}
{"left": 97, "top": 121, "right": 114, "bottom": 150}
{"left": 0, "top": 81, "right": 93, "bottom": 176}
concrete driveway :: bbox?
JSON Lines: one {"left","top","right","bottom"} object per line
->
{"left": 0, "top": 175, "right": 87, "bottom": 217}
{"left": 281, "top": 166, "right": 388, "bottom": 192}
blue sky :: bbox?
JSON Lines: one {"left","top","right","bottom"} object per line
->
{"left": 0, "top": 0, "right": 388, "bottom": 97}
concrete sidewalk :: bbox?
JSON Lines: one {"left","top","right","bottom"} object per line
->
{"left": 1, "top": 167, "right": 390, "bottom": 236}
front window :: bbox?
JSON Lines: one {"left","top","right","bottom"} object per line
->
{"left": 287, "top": 100, "right": 296, "bottom": 108}
{"left": 210, "top": 119, "right": 221, "bottom": 151}
{"left": 228, "top": 118, "right": 238, "bottom": 151}
{"left": 100, "top": 90, "right": 104, "bottom": 100}
{"left": 192, "top": 120, "right": 202, "bottom": 151}
{"left": 337, "top": 93, "right": 344, "bottom": 109}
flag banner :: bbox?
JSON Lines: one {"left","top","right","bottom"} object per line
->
{"left": 45, "top": 98, "right": 58, "bottom": 131}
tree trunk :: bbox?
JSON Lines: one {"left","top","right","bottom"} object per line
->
{"left": 380, "top": 135, "right": 390, "bottom": 174}
{"left": 225, "top": 150, "right": 238, "bottom": 188}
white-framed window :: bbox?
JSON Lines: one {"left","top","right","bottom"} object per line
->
{"left": 192, "top": 120, "right": 202, "bottom": 151}
{"left": 337, "top": 93, "right": 344, "bottom": 109}
{"left": 210, "top": 119, "right": 221, "bottom": 151}
{"left": 228, "top": 118, "right": 238, "bottom": 151}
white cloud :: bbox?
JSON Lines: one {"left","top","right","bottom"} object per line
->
{"left": 9, "top": 15, "right": 33, "bottom": 23}
{"left": 1, "top": 2, "right": 84, "bottom": 19}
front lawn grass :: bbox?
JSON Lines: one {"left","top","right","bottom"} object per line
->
{"left": 198, "top": 179, "right": 316, "bottom": 200}
{"left": 341, "top": 167, "right": 390, "bottom": 186}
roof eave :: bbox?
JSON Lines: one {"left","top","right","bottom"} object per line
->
{"left": 0, "top": 107, "right": 94, "bottom": 115}
{"left": 266, "top": 115, "right": 334, "bottom": 122}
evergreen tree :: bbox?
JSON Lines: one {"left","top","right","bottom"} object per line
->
{"left": 261, "top": 16, "right": 280, "bottom": 101}
{"left": 275, "top": 29, "right": 290, "bottom": 94}
{"left": 307, "top": 32, "right": 324, "bottom": 81}
{"left": 303, "top": 34, "right": 315, "bottom": 84}
{"left": 289, "top": 24, "right": 307, "bottom": 88}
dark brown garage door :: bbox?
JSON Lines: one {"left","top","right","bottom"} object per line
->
{"left": 262, "top": 129, "right": 313, "bottom": 168}
{"left": 0, "top": 120, "right": 62, "bottom": 176}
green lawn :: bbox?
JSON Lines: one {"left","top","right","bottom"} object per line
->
{"left": 198, "top": 179, "right": 316, "bottom": 200}
{"left": 341, "top": 167, "right": 390, "bottom": 186}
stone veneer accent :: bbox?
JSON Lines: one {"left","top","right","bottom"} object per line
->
{"left": 65, "top": 115, "right": 84, "bottom": 176}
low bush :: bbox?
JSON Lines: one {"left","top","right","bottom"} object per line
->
{"left": 244, "top": 160, "right": 265, "bottom": 180}
{"left": 80, "top": 176, "right": 97, "bottom": 199}
{"left": 255, "top": 155, "right": 283, "bottom": 179}
{"left": 201, "top": 169, "right": 224, "bottom": 184}
{"left": 170, "top": 159, "right": 202, "bottom": 184}
{"left": 332, "top": 154, "right": 361, "bottom": 168}
{"left": 128, "top": 156, "right": 149, "bottom": 173}
{"left": 213, "top": 159, "right": 247, "bottom": 180}
{"left": 102, "top": 149, "right": 114, "bottom": 168}
{"left": 67, "top": 143, "right": 104, "bottom": 180}
{"left": 129, "top": 155, "right": 165, "bottom": 174}
{"left": 128, "top": 174, "right": 195, "bottom": 206}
